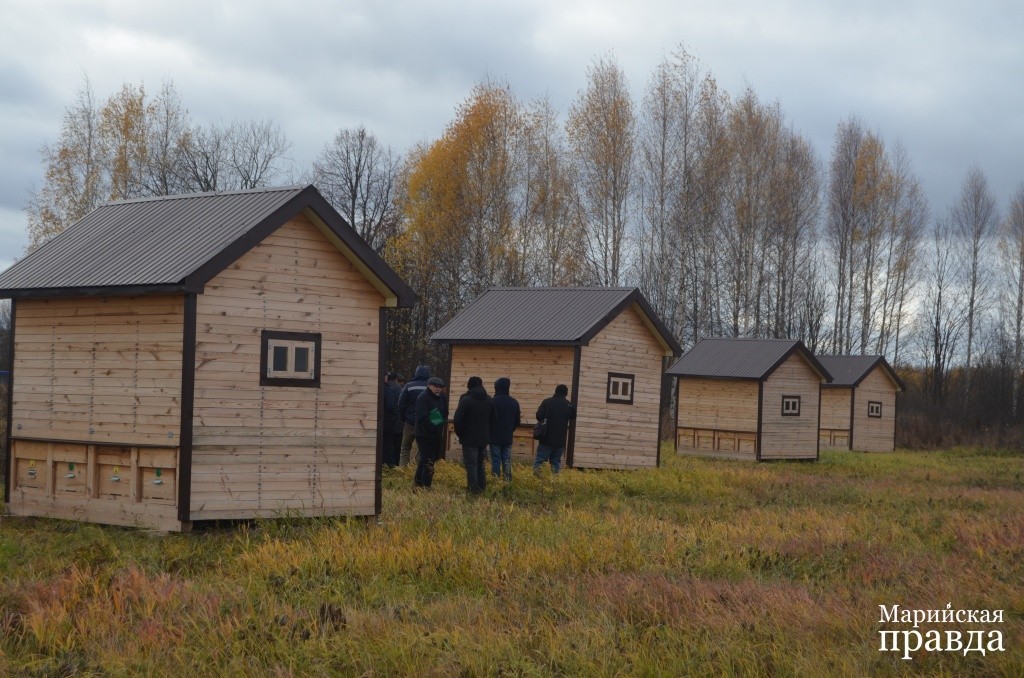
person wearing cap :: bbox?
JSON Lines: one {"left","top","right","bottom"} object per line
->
{"left": 533, "top": 384, "right": 576, "bottom": 474}
{"left": 453, "top": 376, "right": 496, "bottom": 494}
{"left": 414, "top": 376, "right": 448, "bottom": 488}
{"left": 397, "top": 365, "right": 431, "bottom": 467}
{"left": 382, "top": 371, "right": 404, "bottom": 467}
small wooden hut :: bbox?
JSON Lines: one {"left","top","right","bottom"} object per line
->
{"left": 1, "top": 185, "right": 416, "bottom": 531}
{"left": 668, "top": 338, "right": 832, "bottom": 461}
{"left": 431, "top": 287, "right": 682, "bottom": 469}
{"left": 816, "top": 355, "right": 904, "bottom": 452}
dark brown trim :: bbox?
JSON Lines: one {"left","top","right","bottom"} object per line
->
{"left": 183, "top": 187, "right": 417, "bottom": 308}
{"left": 892, "top": 390, "right": 899, "bottom": 451}
{"left": 605, "top": 372, "right": 635, "bottom": 405}
{"left": 434, "top": 338, "right": 582, "bottom": 347}
{"left": 762, "top": 342, "right": 832, "bottom": 383}
{"left": 816, "top": 380, "right": 823, "bottom": 460}
{"left": 668, "top": 374, "right": 762, "bottom": 383}
{"left": 0, "top": 283, "right": 190, "bottom": 300}
{"left": 566, "top": 346, "right": 582, "bottom": 469}
{"left": 867, "top": 400, "right": 882, "bottom": 418}
{"left": 3, "top": 299, "right": 15, "bottom": 503}
{"left": 576, "top": 291, "right": 683, "bottom": 355}
{"left": 755, "top": 380, "right": 763, "bottom": 462}
{"left": 177, "top": 293, "right": 197, "bottom": 524}
{"left": 673, "top": 377, "right": 681, "bottom": 457}
{"left": 849, "top": 387, "right": 856, "bottom": 451}
{"left": 375, "top": 308, "right": 387, "bottom": 516}
{"left": 259, "top": 330, "right": 322, "bottom": 388}
{"left": 656, "top": 358, "right": 671, "bottom": 467}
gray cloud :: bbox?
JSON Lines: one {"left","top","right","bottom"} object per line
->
{"left": 2, "top": 0, "right": 1022, "bottom": 264}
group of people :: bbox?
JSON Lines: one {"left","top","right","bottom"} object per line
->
{"left": 382, "top": 366, "right": 577, "bottom": 493}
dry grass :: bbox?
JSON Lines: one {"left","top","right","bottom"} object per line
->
{"left": 1, "top": 448, "right": 1023, "bottom": 676}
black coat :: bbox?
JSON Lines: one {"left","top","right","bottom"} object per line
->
{"left": 383, "top": 381, "right": 403, "bottom": 432}
{"left": 490, "top": 378, "right": 521, "bottom": 446}
{"left": 536, "top": 394, "right": 576, "bottom": 448}
{"left": 397, "top": 365, "right": 431, "bottom": 425}
{"left": 414, "top": 388, "right": 448, "bottom": 439}
{"left": 453, "top": 386, "right": 495, "bottom": 447}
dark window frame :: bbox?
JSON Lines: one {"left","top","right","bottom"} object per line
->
{"left": 868, "top": 400, "right": 882, "bottom": 418}
{"left": 781, "top": 395, "right": 801, "bottom": 417}
{"left": 260, "top": 330, "right": 322, "bottom": 388}
{"left": 606, "top": 372, "right": 635, "bottom": 405}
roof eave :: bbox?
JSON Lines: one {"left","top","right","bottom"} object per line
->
{"left": 0, "top": 283, "right": 190, "bottom": 300}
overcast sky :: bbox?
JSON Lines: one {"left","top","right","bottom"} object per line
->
{"left": 2, "top": 0, "right": 1022, "bottom": 274}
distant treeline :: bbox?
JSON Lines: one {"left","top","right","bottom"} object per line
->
{"left": 17, "top": 45, "right": 1024, "bottom": 446}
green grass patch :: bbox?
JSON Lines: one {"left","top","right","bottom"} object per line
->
{"left": 2, "top": 448, "right": 1022, "bottom": 676}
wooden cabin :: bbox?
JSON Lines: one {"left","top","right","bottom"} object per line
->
{"left": 668, "top": 338, "right": 832, "bottom": 461}
{"left": 431, "top": 287, "right": 682, "bottom": 469}
{"left": 0, "top": 185, "right": 416, "bottom": 531}
{"left": 816, "top": 355, "right": 904, "bottom": 452}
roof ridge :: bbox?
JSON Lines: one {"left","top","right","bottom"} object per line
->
{"left": 102, "top": 184, "right": 308, "bottom": 207}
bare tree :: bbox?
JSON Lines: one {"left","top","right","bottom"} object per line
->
{"left": 918, "top": 216, "right": 967, "bottom": 405}
{"left": 567, "top": 53, "right": 635, "bottom": 286}
{"left": 229, "top": 119, "right": 292, "bottom": 189}
{"left": 999, "top": 183, "right": 1024, "bottom": 420}
{"left": 311, "top": 125, "right": 402, "bottom": 252}
{"left": 951, "top": 165, "right": 999, "bottom": 391}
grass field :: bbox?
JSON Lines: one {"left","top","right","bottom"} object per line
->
{"left": 1, "top": 448, "right": 1022, "bottom": 676}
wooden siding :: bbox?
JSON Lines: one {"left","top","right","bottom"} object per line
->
{"left": 819, "top": 387, "right": 852, "bottom": 450}
{"left": 759, "top": 353, "right": 821, "bottom": 459}
{"left": 190, "top": 214, "right": 384, "bottom": 520}
{"left": 11, "top": 295, "right": 185, "bottom": 445}
{"left": 851, "top": 366, "right": 898, "bottom": 452}
{"left": 573, "top": 305, "right": 663, "bottom": 469}
{"left": 8, "top": 439, "right": 181, "bottom": 530}
{"left": 448, "top": 344, "right": 574, "bottom": 461}
{"left": 676, "top": 378, "right": 759, "bottom": 460}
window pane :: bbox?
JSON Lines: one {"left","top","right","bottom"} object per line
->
{"left": 294, "top": 346, "right": 309, "bottom": 373}
{"left": 273, "top": 345, "right": 289, "bottom": 372}
{"left": 622, "top": 381, "right": 630, "bottom": 397}
{"left": 611, "top": 382, "right": 619, "bottom": 396}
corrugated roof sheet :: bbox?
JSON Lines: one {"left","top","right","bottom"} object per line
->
{"left": 0, "top": 185, "right": 417, "bottom": 307}
{"left": 817, "top": 354, "right": 904, "bottom": 389}
{"left": 666, "top": 337, "right": 830, "bottom": 381}
{"left": 0, "top": 186, "right": 306, "bottom": 291}
{"left": 430, "top": 287, "right": 680, "bottom": 353}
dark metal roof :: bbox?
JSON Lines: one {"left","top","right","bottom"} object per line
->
{"left": 430, "top": 287, "right": 682, "bottom": 355}
{"left": 665, "top": 337, "right": 832, "bottom": 382}
{"left": 816, "top": 354, "right": 905, "bottom": 390}
{"left": 0, "top": 185, "right": 417, "bottom": 307}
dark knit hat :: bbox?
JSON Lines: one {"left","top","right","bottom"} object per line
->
{"left": 428, "top": 377, "right": 446, "bottom": 387}
{"left": 555, "top": 384, "right": 569, "bottom": 396}
{"left": 467, "top": 376, "right": 483, "bottom": 389}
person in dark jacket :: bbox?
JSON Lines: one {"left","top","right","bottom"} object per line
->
{"left": 534, "top": 384, "right": 576, "bottom": 474}
{"left": 397, "top": 365, "right": 431, "bottom": 467}
{"left": 414, "top": 376, "right": 448, "bottom": 488}
{"left": 489, "top": 377, "right": 521, "bottom": 482}
{"left": 453, "top": 376, "right": 496, "bottom": 494}
{"left": 382, "top": 371, "right": 404, "bottom": 467}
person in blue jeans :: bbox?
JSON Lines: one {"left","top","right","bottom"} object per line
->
{"left": 533, "top": 384, "right": 576, "bottom": 474}
{"left": 489, "top": 377, "right": 521, "bottom": 481}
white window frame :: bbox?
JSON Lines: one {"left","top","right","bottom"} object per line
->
{"left": 261, "top": 330, "right": 321, "bottom": 387}
{"left": 781, "top": 395, "right": 801, "bottom": 417}
{"left": 868, "top": 400, "right": 882, "bottom": 418}
{"left": 607, "top": 372, "right": 635, "bottom": 405}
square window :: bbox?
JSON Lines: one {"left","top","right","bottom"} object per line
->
{"left": 868, "top": 401, "right": 882, "bottom": 418}
{"left": 607, "top": 373, "right": 635, "bottom": 405}
{"left": 261, "top": 330, "right": 321, "bottom": 387}
{"left": 782, "top": 395, "right": 801, "bottom": 416}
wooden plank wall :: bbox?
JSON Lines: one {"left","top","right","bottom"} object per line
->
{"left": 8, "top": 295, "right": 184, "bottom": 529}
{"left": 448, "top": 344, "right": 574, "bottom": 461}
{"left": 11, "top": 295, "right": 184, "bottom": 444}
{"left": 190, "top": 214, "right": 384, "bottom": 520}
{"left": 759, "top": 353, "right": 821, "bottom": 459}
{"left": 574, "top": 305, "right": 663, "bottom": 469}
{"left": 851, "top": 366, "right": 898, "bottom": 451}
{"left": 676, "top": 378, "right": 759, "bottom": 461}
{"left": 819, "top": 387, "right": 852, "bottom": 450}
